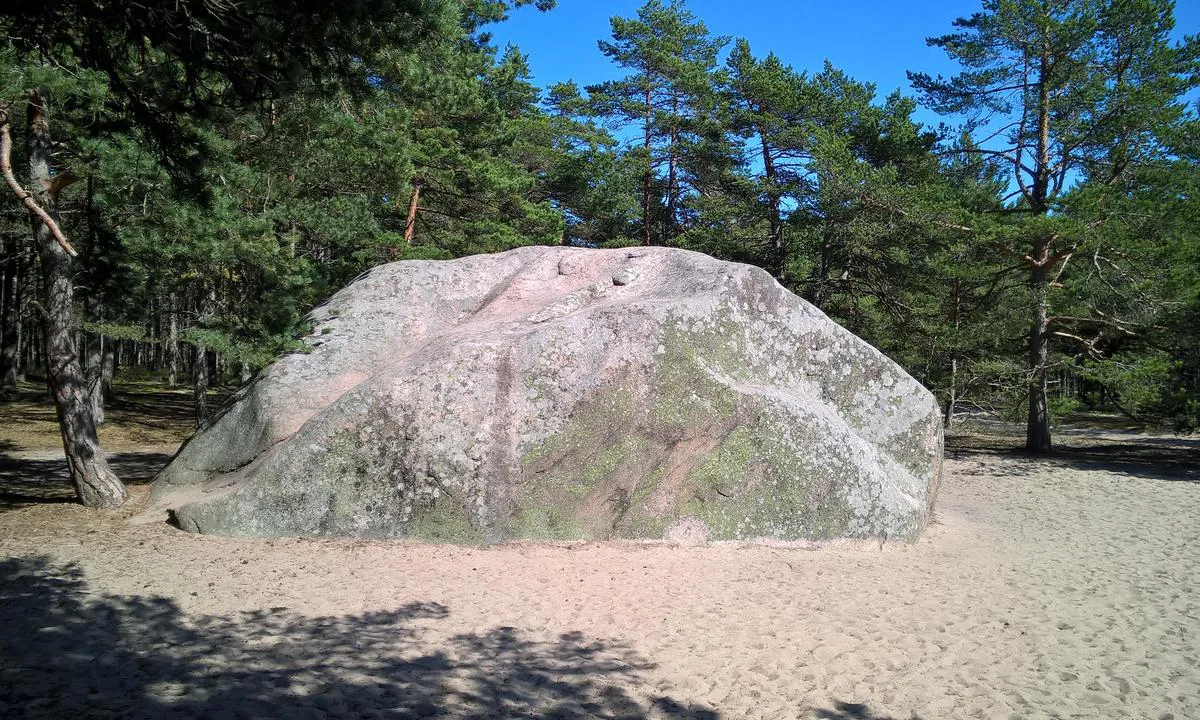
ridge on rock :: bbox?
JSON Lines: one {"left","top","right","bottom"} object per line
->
{"left": 148, "top": 246, "right": 943, "bottom": 543}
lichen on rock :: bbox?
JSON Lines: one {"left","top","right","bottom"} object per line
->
{"left": 149, "top": 246, "right": 943, "bottom": 543}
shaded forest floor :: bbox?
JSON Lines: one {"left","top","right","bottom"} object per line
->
{"left": 1, "top": 383, "right": 1198, "bottom": 719}
{"left": 0, "top": 379, "right": 197, "bottom": 452}
{"left": 0, "top": 380, "right": 215, "bottom": 504}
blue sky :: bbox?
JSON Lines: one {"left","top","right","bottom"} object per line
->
{"left": 490, "top": 0, "right": 1200, "bottom": 129}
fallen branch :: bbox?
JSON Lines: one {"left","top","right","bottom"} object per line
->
{"left": 0, "top": 108, "right": 77, "bottom": 258}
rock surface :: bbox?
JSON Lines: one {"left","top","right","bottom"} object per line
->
{"left": 149, "top": 246, "right": 943, "bottom": 542}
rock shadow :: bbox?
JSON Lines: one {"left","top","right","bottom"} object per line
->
{"left": 0, "top": 556, "right": 718, "bottom": 719}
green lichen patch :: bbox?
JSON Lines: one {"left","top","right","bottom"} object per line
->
{"left": 514, "top": 406, "right": 665, "bottom": 540}
{"left": 180, "top": 402, "right": 487, "bottom": 542}
{"left": 610, "top": 465, "right": 670, "bottom": 538}
{"left": 674, "top": 421, "right": 857, "bottom": 541}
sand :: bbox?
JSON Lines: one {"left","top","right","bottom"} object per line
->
{"left": 0, "top": 432, "right": 1197, "bottom": 719}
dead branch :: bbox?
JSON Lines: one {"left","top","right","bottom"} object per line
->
{"left": 47, "top": 169, "right": 82, "bottom": 196}
{"left": 1050, "top": 249, "right": 1076, "bottom": 285}
{"left": 0, "top": 108, "right": 78, "bottom": 257}
{"left": 1050, "top": 330, "right": 1104, "bottom": 359}
{"left": 1049, "top": 313, "right": 1140, "bottom": 336}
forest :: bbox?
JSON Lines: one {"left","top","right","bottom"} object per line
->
{"left": 1, "top": 0, "right": 1197, "bottom": 509}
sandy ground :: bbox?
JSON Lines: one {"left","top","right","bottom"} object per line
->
{"left": 0, "top": 429, "right": 1197, "bottom": 719}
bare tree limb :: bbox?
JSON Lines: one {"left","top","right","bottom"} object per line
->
{"left": 1050, "top": 330, "right": 1104, "bottom": 359}
{"left": 0, "top": 108, "right": 78, "bottom": 258}
{"left": 46, "top": 169, "right": 83, "bottom": 196}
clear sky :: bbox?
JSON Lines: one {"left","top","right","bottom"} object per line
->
{"left": 490, "top": 0, "right": 1200, "bottom": 129}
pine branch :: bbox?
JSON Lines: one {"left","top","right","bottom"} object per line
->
{"left": 0, "top": 108, "right": 78, "bottom": 258}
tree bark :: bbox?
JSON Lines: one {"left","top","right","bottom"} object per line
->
{"left": 193, "top": 342, "right": 209, "bottom": 428}
{"left": 168, "top": 292, "right": 178, "bottom": 387}
{"left": 26, "top": 90, "right": 126, "bottom": 507}
{"left": 758, "top": 126, "right": 785, "bottom": 280}
{"left": 84, "top": 325, "right": 105, "bottom": 425}
{"left": 944, "top": 280, "right": 962, "bottom": 426}
{"left": 641, "top": 85, "right": 653, "bottom": 247}
{"left": 1024, "top": 48, "right": 1054, "bottom": 454}
{"left": 665, "top": 90, "right": 679, "bottom": 241}
{"left": 811, "top": 221, "right": 833, "bottom": 309}
{"left": 0, "top": 230, "right": 21, "bottom": 387}
{"left": 1025, "top": 235, "right": 1053, "bottom": 453}
{"left": 403, "top": 178, "right": 421, "bottom": 247}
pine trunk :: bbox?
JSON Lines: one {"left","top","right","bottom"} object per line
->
{"left": 0, "top": 231, "right": 20, "bottom": 387}
{"left": 758, "top": 128, "right": 784, "bottom": 280}
{"left": 85, "top": 326, "right": 105, "bottom": 425}
{"left": 944, "top": 281, "right": 962, "bottom": 426}
{"left": 101, "top": 332, "right": 114, "bottom": 402}
{"left": 811, "top": 223, "right": 832, "bottom": 309}
{"left": 641, "top": 86, "right": 653, "bottom": 247}
{"left": 1025, "top": 237, "right": 1052, "bottom": 453}
{"left": 403, "top": 179, "right": 421, "bottom": 247}
{"left": 1025, "top": 51, "right": 1054, "bottom": 454}
{"left": 27, "top": 90, "right": 126, "bottom": 508}
{"left": 194, "top": 342, "right": 209, "bottom": 428}
{"left": 151, "top": 294, "right": 161, "bottom": 371}
{"left": 665, "top": 90, "right": 679, "bottom": 241}
{"left": 168, "top": 292, "right": 178, "bottom": 387}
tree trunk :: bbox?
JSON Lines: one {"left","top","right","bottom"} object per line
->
{"left": 665, "top": 90, "right": 679, "bottom": 241}
{"left": 1025, "top": 236, "right": 1052, "bottom": 453}
{"left": 1024, "top": 49, "right": 1054, "bottom": 454}
{"left": 27, "top": 90, "right": 126, "bottom": 507}
{"left": 168, "top": 292, "right": 178, "bottom": 387}
{"left": 944, "top": 281, "right": 962, "bottom": 426}
{"left": 666, "top": 149, "right": 677, "bottom": 240}
{"left": 758, "top": 128, "right": 784, "bottom": 280}
{"left": 85, "top": 325, "right": 105, "bottom": 425}
{"left": 811, "top": 222, "right": 833, "bottom": 309}
{"left": 101, "top": 331, "right": 114, "bottom": 402}
{"left": 151, "top": 293, "right": 161, "bottom": 371}
{"left": 641, "top": 85, "right": 653, "bottom": 247}
{"left": 194, "top": 342, "right": 209, "bottom": 428}
{"left": 403, "top": 178, "right": 421, "bottom": 247}
{"left": 21, "top": 312, "right": 34, "bottom": 380}
{"left": 0, "top": 231, "right": 20, "bottom": 387}
{"left": 85, "top": 328, "right": 114, "bottom": 425}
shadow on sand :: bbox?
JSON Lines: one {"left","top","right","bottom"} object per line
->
{"left": 812, "top": 701, "right": 919, "bottom": 719}
{"left": 0, "top": 451, "right": 174, "bottom": 508}
{"left": 947, "top": 433, "right": 1199, "bottom": 483}
{"left": 0, "top": 556, "right": 719, "bottom": 719}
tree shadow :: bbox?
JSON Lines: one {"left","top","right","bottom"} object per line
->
{"left": 0, "top": 451, "right": 173, "bottom": 508}
{"left": 108, "top": 388, "right": 213, "bottom": 428}
{"left": 813, "top": 700, "right": 919, "bottom": 719}
{"left": 946, "top": 433, "right": 1199, "bottom": 483}
{"left": 0, "top": 556, "right": 718, "bottom": 719}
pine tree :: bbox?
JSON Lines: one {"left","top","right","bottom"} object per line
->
{"left": 909, "top": 0, "right": 1199, "bottom": 452}
{"left": 588, "top": 0, "right": 729, "bottom": 246}
{"left": 0, "top": 1, "right": 457, "bottom": 506}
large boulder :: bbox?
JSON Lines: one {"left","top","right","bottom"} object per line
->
{"left": 148, "top": 247, "right": 942, "bottom": 543}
